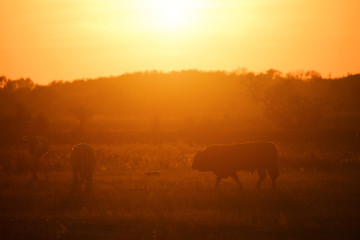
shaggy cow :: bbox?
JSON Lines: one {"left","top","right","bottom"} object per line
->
{"left": 192, "top": 142, "right": 279, "bottom": 189}
{"left": 23, "top": 135, "right": 50, "bottom": 181}
{"left": 70, "top": 143, "right": 96, "bottom": 193}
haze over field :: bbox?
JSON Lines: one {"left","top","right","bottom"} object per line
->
{"left": 1, "top": 0, "right": 359, "bottom": 84}
{"left": 2, "top": 1, "right": 360, "bottom": 239}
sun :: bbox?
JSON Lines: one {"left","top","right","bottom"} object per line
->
{"left": 147, "top": 0, "right": 197, "bottom": 32}
{"left": 160, "top": 2, "right": 188, "bottom": 28}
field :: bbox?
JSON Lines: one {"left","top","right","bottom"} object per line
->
{"left": 1, "top": 141, "right": 360, "bottom": 239}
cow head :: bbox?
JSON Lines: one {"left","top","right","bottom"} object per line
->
{"left": 192, "top": 151, "right": 207, "bottom": 171}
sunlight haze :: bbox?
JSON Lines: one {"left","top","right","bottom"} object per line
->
{"left": 1, "top": 0, "right": 359, "bottom": 84}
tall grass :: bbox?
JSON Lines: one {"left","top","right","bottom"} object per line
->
{"left": 0, "top": 141, "right": 359, "bottom": 239}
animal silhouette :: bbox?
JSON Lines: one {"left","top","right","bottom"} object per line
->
{"left": 192, "top": 142, "right": 279, "bottom": 189}
{"left": 70, "top": 143, "right": 96, "bottom": 193}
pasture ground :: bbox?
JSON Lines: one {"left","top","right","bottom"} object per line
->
{"left": 0, "top": 142, "right": 360, "bottom": 239}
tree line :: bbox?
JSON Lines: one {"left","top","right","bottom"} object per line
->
{"left": 1, "top": 70, "right": 360, "bottom": 143}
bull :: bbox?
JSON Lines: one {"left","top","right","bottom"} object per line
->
{"left": 192, "top": 142, "right": 279, "bottom": 190}
{"left": 70, "top": 143, "right": 96, "bottom": 193}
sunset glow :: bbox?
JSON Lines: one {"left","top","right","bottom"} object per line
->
{"left": 2, "top": 1, "right": 360, "bottom": 239}
{"left": 0, "top": 0, "right": 359, "bottom": 84}
{"left": 148, "top": 0, "right": 195, "bottom": 31}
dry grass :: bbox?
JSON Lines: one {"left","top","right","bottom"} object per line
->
{"left": 0, "top": 142, "right": 360, "bottom": 239}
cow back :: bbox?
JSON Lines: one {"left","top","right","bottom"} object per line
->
{"left": 203, "top": 142, "right": 278, "bottom": 174}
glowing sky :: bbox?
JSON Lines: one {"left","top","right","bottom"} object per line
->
{"left": 1, "top": 0, "right": 359, "bottom": 84}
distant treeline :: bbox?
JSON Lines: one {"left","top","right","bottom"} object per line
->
{"left": 1, "top": 70, "right": 360, "bottom": 144}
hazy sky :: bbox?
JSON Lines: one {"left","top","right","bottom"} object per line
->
{"left": 1, "top": 0, "right": 359, "bottom": 84}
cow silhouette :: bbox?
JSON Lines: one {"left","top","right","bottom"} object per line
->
{"left": 192, "top": 142, "right": 279, "bottom": 190}
{"left": 70, "top": 143, "right": 96, "bottom": 193}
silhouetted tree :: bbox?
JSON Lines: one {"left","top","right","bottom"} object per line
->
{"left": 0, "top": 76, "right": 7, "bottom": 88}
{"left": 249, "top": 71, "right": 326, "bottom": 129}
{"left": 1, "top": 70, "right": 360, "bottom": 136}
{"left": 3, "top": 78, "right": 34, "bottom": 91}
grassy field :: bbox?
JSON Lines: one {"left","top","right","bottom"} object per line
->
{"left": 0, "top": 142, "right": 360, "bottom": 239}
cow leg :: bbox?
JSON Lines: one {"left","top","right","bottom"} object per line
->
{"left": 41, "top": 154, "right": 49, "bottom": 182}
{"left": 30, "top": 157, "right": 39, "bottom": 182}
{"left": 269, "top": 171, "right": 278, "bottom": 189}
{"left": 84, "top": 176, "right": 88, "bottom": 193}
{"left": 256, "top": 169, "right": 266, "bottom": 189}
{"left": 72, "top": 171, "right": 78, "bottom": 193}
{"left": 231, "top": 173, "right": 243, "bottom": 189}
{"left": 80, "top": 176, "right": 85, "bottom": 192}
{"left": 89, "top": 174, "right": 93, "bottom": 192}
{"left": 268, "top": 169, "right": 278, "bottom": 189}
{"left": 85, "top": 175, "right": 92, "bottom": 193}
{"left": 215, "top": 176, "right": 222, "bottom": 189}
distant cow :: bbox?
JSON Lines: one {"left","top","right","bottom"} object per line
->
{"left": 192, "top": 142, "right": 279, "bottom": 190}
{"left": 23, "top": 135, "right": 50, "bottom": 181}
{"left": 70, "top": 143, "right": 96, "bottom": 193}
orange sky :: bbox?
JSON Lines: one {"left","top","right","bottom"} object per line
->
{"left": 1, "top": 0, "right": 359, "bottom": 84}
